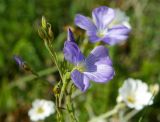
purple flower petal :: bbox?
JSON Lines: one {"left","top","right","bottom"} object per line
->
{"left": 88, "top": 33, "right": 102, "bottom": 43}
{"left": 67, "top": 28, "right": 75, "bottom": 42}
{"left": 63, "top": 41, "right": 84, "bottom": 65}
{"left": 84, "top": 65, "right": 114, "bottom": 82}
{"left": 103, "top": 35, "right": 128, "bottom": 45}
{"left": 92, "top": 6, "right": 115, "bottom": 30}
{"left": 84, "top": 46, "right": 114, "bottom": 82}
{"left": 108, "top": 25, "right": 131, "bottom": 35}
{"left": 103, "top": 25, "right": 130, "bottom": 45}
{"left": 63, "top": 29, "right": 84, "bottom": 64}
{"left": 74, "top": 6, "right": 131, "bottom": 45}
{"left": 86, "top": 46, "right": 112, "bottom": 66}
{"left": 13, "top": 55, "right": 25, "bottom": 68}
{"left": 71, "top": 69, "right": 90, "bottom": 92}
{"left": 75, "top": 14, "right": 97, "bottom": 35}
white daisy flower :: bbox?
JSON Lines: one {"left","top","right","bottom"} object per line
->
{"left": 28, "top": 99, "right": 55, "bottom": 121}
{"left": 109, "top": 9, "right": 131, "bottom": 29}
{"left": 118, "top": 78, "right": 153, "bottom": 110}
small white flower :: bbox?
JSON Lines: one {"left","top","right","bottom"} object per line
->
{"left": 28, "top": 99, "right": 55, "bottom": 121}
{"left": 109, "top": 9, "right": 131, "bottom": 29}
{"left": 118, "top": 78, "right": 153, "bottom": 110}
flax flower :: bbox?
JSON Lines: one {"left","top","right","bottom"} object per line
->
{"left": 75, "top": 6, "right": 131, "bottom": 45}
{"left": 63, "top": 28, "right": 114, "bottom": 92}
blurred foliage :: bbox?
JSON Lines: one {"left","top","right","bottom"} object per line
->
{"left": 0, "top": 0, "right": 160, "bottom": 122}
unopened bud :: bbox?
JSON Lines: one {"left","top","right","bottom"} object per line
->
{"left": 150, "top": 83, "right": 159, "bottom": 95}
{"left": 41, "top": 16, "right": 47, "bottom": 29}
{"left": 53, "top": 83, "right": 61, "bottom": 96}
{"left": 38, "top": 27, "right": 47, "bottom": 40}
{"left": 14, "top": 55, "right": 32, "bottom": 72}
{"left": 38, "top": 16, "right": 54, "bottom": 42}
{"left": 48, "top": 24, "right": 54, "bottom": 40}
{"left": 14, "top": 55, "right": 30, "bottom": 71}
{"left": 22, "top": 63, "right": 32, "bottom": 72}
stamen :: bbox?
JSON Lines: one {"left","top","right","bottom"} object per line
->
{"left": 127, "top": 96, "right": 135, "bottom": 103}
{"left": 76, "top": 63, "right": 86, "bottom": 72}
{"left": 97, "top": 29, "right": 108, "bottom": 38}
{"left": 36, "top": 107, "right": 44, "bottom": 114}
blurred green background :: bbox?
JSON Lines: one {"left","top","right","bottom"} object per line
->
{"left": 0, "top": 0, "right": 160, "bottom": 121}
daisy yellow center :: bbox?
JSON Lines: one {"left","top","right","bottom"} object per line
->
{"left": 36, "top": 107, "right": 44, "bottom": 114}
{"left": 127, "top": 96, "right": 136, "bottom": 103}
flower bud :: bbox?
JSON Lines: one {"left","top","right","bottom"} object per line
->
{"left": 150, "top": 83, "right": 159, "bottom": 95}
{"left": 41, "top": 16, "right": 47, "bottom": 29}
{"left": 14, "top": 55, "right": 30, "bottom": 71}
{"left": 53, "top": 83, "right": 61, "bottom": 96}
{"left": 47, "top": 23, "right": 54, "bottom": 40}
{"left": 38, "top": 27, "right": 48, "bottom": 40}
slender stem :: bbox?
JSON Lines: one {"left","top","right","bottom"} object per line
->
{"left": 66, "top": 87, "right": 78, "bottom": 122}
{"left": 124, "top": 109, "right": 139, "bottom": 122}
{"left": 10, "top": 67, "right": 57, "bottom": 88}
{"left": 44, "top": 40, "right": 67, "bottom": 121}
{"left": 49, "top": 44, "right": 63, "bottom": 81}
{"left": 59, "top": 80, "right": 68, "bottom": 107}
{"left": 55, "top": 95, "right": 63, "bottom": 122}
{"left": 44, "top": 40, "right": 63, "bottom": 82}
{"left": 118, "top": 109, "right": 126, "bottom": 122}
{"left": 88, "top": 103, "right": 125, "bottom": 122}
{"left": 85, "top": 94, "right": 95, "bottom": 118}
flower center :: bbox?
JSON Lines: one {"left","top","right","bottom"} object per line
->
{"left": 76, "top": 63, "right": 86, "bottom": 72}
{"left": 127, "top": 96, "right": 136, "bottom": 103}
{"left": 36, "top": 107, "right": 44, "bottom": 114}
{"left": 97, "top": 29, "right": 108, "bottom": 38}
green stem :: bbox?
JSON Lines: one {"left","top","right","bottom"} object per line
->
{"left": 10, "top": 67, "right": 57, "bottom": 88}
{"left": 44, "top": 40, "right": 63, "bottom": 82}
{"left": 44, "top": 40, "right": 67, "bottom": 119}
{"left": 85, "top": 94, "right": 95, "bottom": 118}
{"left": 124, "top": 109, "right": 139, "bottom": 122}
{"left": 66, "top": 91, "right": 78, "bottom": 122}
{"left": 59, "top": 80, "right": 68, "bottom": 107}
{"left": 88, "top": 103, "right": 125, "bottom": 122}
{"left": 55, "top": 95, "right": 63, "bottom": 122}
{"left": 118, "top": 109, "right": 126, "bottom": 122}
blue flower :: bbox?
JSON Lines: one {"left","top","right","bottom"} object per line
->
{"left": 75, "top": 6, "right": 131, "bottom": 45}
{"left": 14, "top": 55, "right": 25, "bottom": 68}
{"left": 63, "top": 29, "right": 115, "bottom": 92}
{"left": 13, "top": 55, "right": 31, "bottom": 72}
